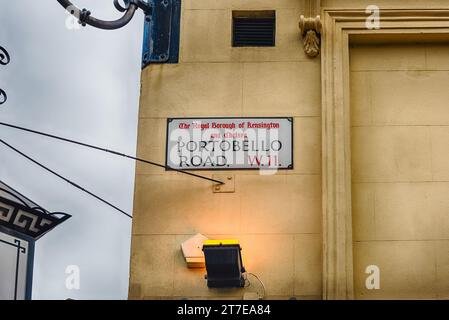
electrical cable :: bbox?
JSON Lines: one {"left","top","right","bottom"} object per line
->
{"left": 0, "top": 121, "right": 224, "bottom": 185}
{"left": 246, "top": 272, "right": 266, "bottom": 299}
{"left": 0, "top": 138, "right": 132, "bottom": 219}
{"left": 244, "top": 273, "right": 251, "bottom": 288}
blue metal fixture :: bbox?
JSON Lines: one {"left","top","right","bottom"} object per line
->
{"left": 56, "top": 0, "right": 181, "bottom": 67}
{"left": 142, "top": 0, "right": 181, "bottom": 67}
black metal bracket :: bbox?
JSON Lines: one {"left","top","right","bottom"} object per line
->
{"left": 57, "top": 0, "right": 152, "bottom": 30}
{"left": 132, "top": 0, "right": 152, "bottom": 14}
{"left": 114, "top": 0, "right": 152, "bottom": 15}
{"left": 56, "top": 1, "right": 181, "bottom": 67}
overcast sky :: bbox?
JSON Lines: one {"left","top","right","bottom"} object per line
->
{"left": 0, "top": 1, "right": 143, "bottom": 299}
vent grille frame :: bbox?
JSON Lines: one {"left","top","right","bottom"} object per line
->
{"left": 232, "top": 11, "right": 276, "bottom": 47}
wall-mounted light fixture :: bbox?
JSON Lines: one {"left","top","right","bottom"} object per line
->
{"left": 202, "top": 239, "right": 245, "bottom": 288}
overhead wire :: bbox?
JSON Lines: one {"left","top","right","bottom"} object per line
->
{"left": 0, "top": 121, "right": 227, "bottom": 219}
{"left": 0, "top": 122, "right": 224, "bottom": 185}
{"left": 0, "top": 138, "right": 132, "bottom": 219}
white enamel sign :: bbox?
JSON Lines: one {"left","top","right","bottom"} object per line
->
{"left": 166, "top": 117, "right": 293, "bottom": 170}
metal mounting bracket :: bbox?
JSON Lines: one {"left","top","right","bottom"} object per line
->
{"left": 142, "top": 0, "right": 181, "bottom": 67}
{"left": 212, "top": 175, "right": 235, "bottom": 193}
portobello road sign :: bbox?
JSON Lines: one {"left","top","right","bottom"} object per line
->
{"left": 166, "top": 117, "right": 293, "bottom": 170}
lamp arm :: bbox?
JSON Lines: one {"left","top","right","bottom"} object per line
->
{"left": 57, "top": 0, "right": 139, "bottom": 30}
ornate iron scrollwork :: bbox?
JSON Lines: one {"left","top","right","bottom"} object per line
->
{"left": 57, "top": 0, "right": 152, "bottom": 30}
{"left": 0, "top": 46, "right": 10, "bottom": 65}
{"left": 0, "top": 89, "right": 6, "bottom": 105}
{"left": 0, "top": 46, "right": 9, "bottom": 105}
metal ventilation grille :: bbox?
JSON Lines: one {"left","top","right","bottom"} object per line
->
{"left": 232, "top": 13, "right": 275, "bottom": 47}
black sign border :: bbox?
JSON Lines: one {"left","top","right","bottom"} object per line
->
{"left": 165, "top": 117, "right": 294, "bottom": 171}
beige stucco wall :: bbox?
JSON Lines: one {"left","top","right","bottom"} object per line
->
{"left": 350, "top": 43, "right": 449, "bottom": 299}
{"left": 129, "top": 0, "right": 449, "bottom": 300}
{"left": 129, "top": 0, "right": 323, "bottom": 300}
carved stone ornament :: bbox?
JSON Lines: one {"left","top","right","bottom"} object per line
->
{"left": 299, "top": 15, "right": 322, "bottom": 58}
